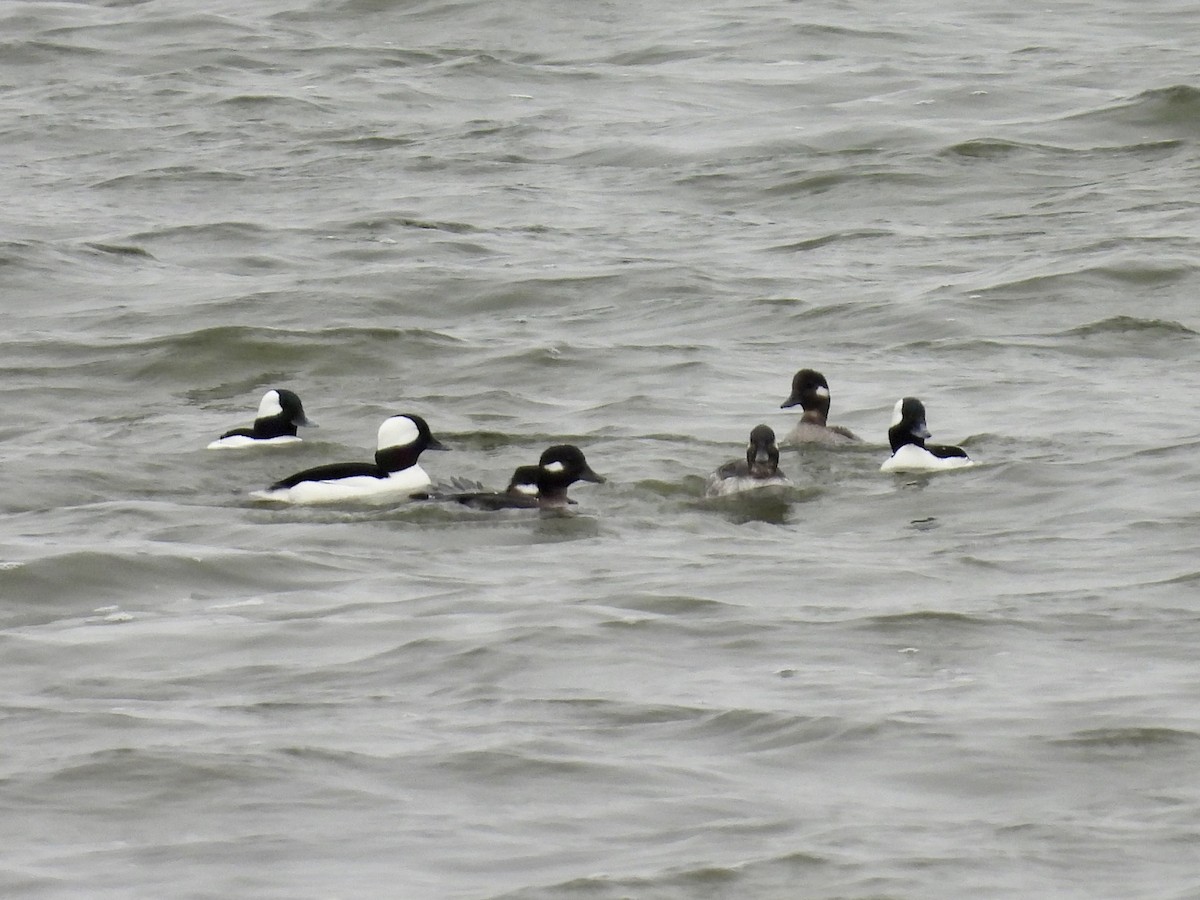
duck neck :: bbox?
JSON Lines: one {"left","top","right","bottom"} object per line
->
{"left": 375, "top": 445, "right": 420, "bottom": 473}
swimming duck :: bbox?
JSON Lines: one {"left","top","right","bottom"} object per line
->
{"left": 880, "top": 397, "right": 973, "bottom": 472}
{"left": 705, "top": 424, "right": 792, "bottom": 497}
{"left": 252, "top": 414, "right": 447, "bottom": 503}
{"left": 780, "top": 369, "right": 861, "bottom": 445}
{"left": 207, "top": 389, "right": 315, "bottom": 449}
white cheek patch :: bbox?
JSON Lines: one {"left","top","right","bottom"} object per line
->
{"left": 889, "top": 399, "right": 904, "bottom": 427}
{"left": 377, "top": 416, "right": 420, "bottom": 449}
{"left": 815, "top": 386, "right": 830, "bottom": 399}
{"left": 543, "top": 461, "right": 566, "bottom": 474}
{"left": 257, "top": 390, "right": 283, "bottom": 419}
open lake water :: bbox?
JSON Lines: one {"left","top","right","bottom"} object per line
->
{"left": 2, "top": 0, "right": 1199, "bottom": 896}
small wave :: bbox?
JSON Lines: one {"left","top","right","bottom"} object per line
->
{"left": 1061, "top": 315, "right": 1196, "bottom": 338}
{"left": 974, "top": 261, "right": 1196, "bottom": 298}
{"left": 0, "top": 39, "right": 106, "bottom": 64}
{"left": 332, "top": 213, "right": 480, "bottom": 235}
{"left": 1, "top": 546, "right": 343, "bottom": 607}
{"left": 945, "top": 138, "right": 1060, "bottom": 159}
{"left": 93, "top": 167, "right": 250, "bottom": 190}
{"left": 123, "top": 221, "right": 269, "bottom": 244}
{"left": 857, "top": 610, "right": 999, "bottom": 633}
{"left": 603, "top": 45, "right": 712, "bottom": 66}
{"left": 83, "top": 242, "right": 155, "bottom": 259}
{"left": 763, "top": 168, "right": 933, "bottom": 198}
{"left": 133, "top": 323, "right": 463, "bottom": 383}
{"left": 1064, "top": 84, "right": 1200, "bottom": 138}
{"left": 945, "top": 137, "right": 1182, "bottom": 160}
{"left": 1050, "top": 727, "right": 1200, "bottom": 750}
{"left": 686, "top": 708, "right": 883, "bottom": 751}
{"left": 767, "top": 229, "right": 893, "bottom": 253}
{"left": 215, "top": 93, "right": 332, "bottom": 114}
{"left": 493, "top": 849, "right": 830, "bottom": 898}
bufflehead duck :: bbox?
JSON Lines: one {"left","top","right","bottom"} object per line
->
{"left": 880, "top": 397, "right": 974, "bottom": 472}
{"left": 252, "top": 414, "right": 448, "bottom": 504}
{"left": 705, "top": 424, "right": 792, "bottom": 498}
{"left": 779, "top": 369, "right": 861, "bottom": 445}
{"left": 207, "top": 389, "right": 316, "bottom": 449}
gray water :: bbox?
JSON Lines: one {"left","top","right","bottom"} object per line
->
{"left": 2, "top": 0, "right": 1199, "bottom": 897}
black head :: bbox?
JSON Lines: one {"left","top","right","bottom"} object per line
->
{"left": 535, "top": 445, "right": 605, "bottom": 506}
{"left": 246, "top": 388, "right": 315, "bottom": 439}
{"left": 275, "top": 389, "right": 315, "bottom": 428}
{"left": 888, "top": 397, "right": 933, "bottom": 452}
{"left": 781, "top": 368, "right": 832, "bottom": 421}
{"left": 746, "top": 424, "right": 780, "bottom": 478}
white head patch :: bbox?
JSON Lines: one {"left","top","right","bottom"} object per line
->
{"left": 377, "top": 415, "right": 420, "bottom": 450}
{"left": 257, "top": 390, "right": 283, "bottom": 419}
{"left": 814, "top": 386, "right": 830, "bottom": 399}
{"left": 543, "top": 460, "right": 566, "bottom": 474}
{"left": 890, "top": 399, "right": 905, "bottom": 427}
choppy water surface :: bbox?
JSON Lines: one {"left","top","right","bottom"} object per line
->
{"left": 2, "top": 0, "right": 1199, "bottom": 897}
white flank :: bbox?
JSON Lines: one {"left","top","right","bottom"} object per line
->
{"left": 881, "top": 445, "right": 974, "bottom": 473}
{"left": 207, "top": 435, "right": 301, "bottom": 450}
{"left": 252, "top": 465, "right": 431, "bottom": 505}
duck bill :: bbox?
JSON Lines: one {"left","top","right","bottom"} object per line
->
{"left": 911, "top": 422, "right": 932, "bottom": 440}
{"left": 427, "top": 437, "right": 450, "bottom": 451}
{"left": 780, "top": 394, "right": 801, "bottom": 409}
{"left": 579, "top": 466, "right": 605, "bottom": 484}
{"left": 296, "top": 415, "right": 317, "bottom": 428}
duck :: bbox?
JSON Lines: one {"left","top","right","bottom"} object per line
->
{"left": 207, "top": 389, "right": 316, "bottom": 449}
{"left": 880, "top": 397, "right": 974, "bottom": 472}
{"left": 705, "top": 424, "right": 792, "bottom": 497}
{"left": 251, "top": 414, "right": 448, "bottom": 504}
{"left": 779, "top": 369, "right": 861, "bottom": 445}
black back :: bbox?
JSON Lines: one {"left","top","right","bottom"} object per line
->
{"left": 270, "top": 462, "right": 384, "bottom": 490}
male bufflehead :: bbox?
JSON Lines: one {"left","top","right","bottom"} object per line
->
{"left": 779, "top": 369, "right": 861, "bottom": 445}
{"left": 705, "top": 424, "right": 792, "bottom": 498}
{"left": 252, "top": 414, "right": 448, "bottom": 504}
{"left": 207, "top": 389, "right": 316, "bottom": 449}
{"left": 880, "top": 397, "right": 974, "bottom": 472}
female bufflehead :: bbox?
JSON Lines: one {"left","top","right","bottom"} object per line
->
{"left": 252, "top": 414, "right": 448, "bottom": 504}
{"left": 880, "top": 397, "right": 974, "bottom": 472}
{"left": 779, "top": 369, "right": 861, "bottom": 445}
{"left": 532, "top": 445, "right": 605, "bottom": 510}
{"left": 705, "top": 424, "right": 792, "bottom": 498}
{"left": 207, "top": 389, "right": 316, "bottom": 449}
